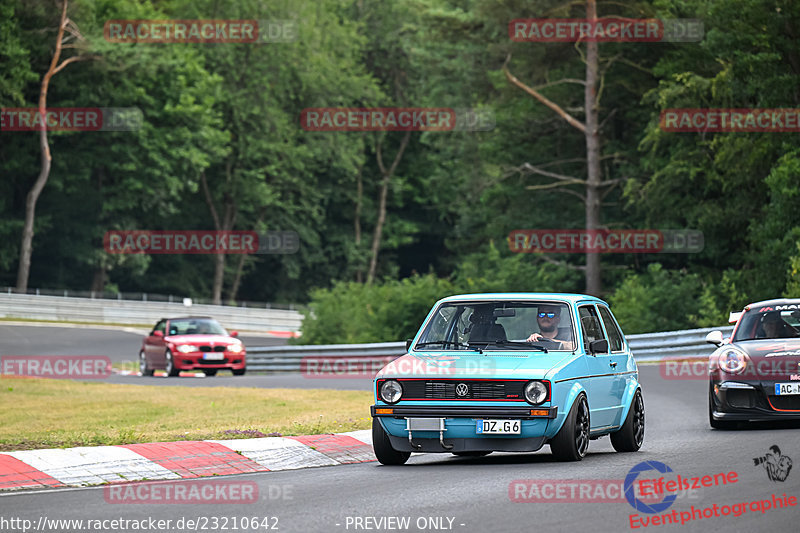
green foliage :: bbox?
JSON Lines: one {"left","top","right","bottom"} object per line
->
{"left": 297, "top": 274, "right": 456, "bottom": 344}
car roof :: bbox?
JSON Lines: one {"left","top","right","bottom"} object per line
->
{"left": 744, "top": 298, "right": 800, "bottom": 310}
{"left": 436, "top": 293, "right": 608, "bottom": 305}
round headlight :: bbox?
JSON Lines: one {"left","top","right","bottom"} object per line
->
{"left": 718, "top": 349, "right": 747, "bottom": 373}
{"left": 176, "top": 344, "right": 195, "bottom": 354}
{"left": 380, "top": 380, "right": 403, "bottom": 404}
{"left": 524, "top": 381, "right": 548, "bottom": 404}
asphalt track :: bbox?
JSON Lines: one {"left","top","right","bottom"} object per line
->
{"left": 1, "top": 324, "right": 799, "bottom": 532}
{"left": 2, "top": 364, "right": 799, "bottom": 532}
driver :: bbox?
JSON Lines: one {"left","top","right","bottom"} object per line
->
{"left": 526, "top": 304, "right": 574, "bottom": 349}
{"left": 761, "top": 312, "right": 795, "bottom": 339}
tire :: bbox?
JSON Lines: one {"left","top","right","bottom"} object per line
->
{"left": 611, "top": 389, "right": 645, "bottom": 452}
{"left": 164, "top": 350, "right": 179, "bottom": 377}
{"left": 708, "top": 384, "right": 737, "bottom": 429}
{"left": 139, "top": 351, "right": 154, "bottom": 377}
{"left": 550, "top": 394, "right": 590, "bottom": 461}
{"left": 372, "top": 418, "right": 411, "bottom": 465}
{"left": 452, "top": 451, "right": 492, "bottom": 457}
{"left": 202, "top": 369, "right": 218, "bottom": 377}
{"left": 232, "top": 367, "right": 246, "bottom": 376}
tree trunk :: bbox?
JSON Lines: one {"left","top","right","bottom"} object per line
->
{"left": 355, "top": 162, "right": 363, "bottom": 283}
{"left": 201, "top": 168, "right": 236, "bottom": 305}
{"left": 367, "top": 131, "right": 411, "bottom": 284}
{"left": 16, "top": 0, "right": 70, "bottom": 291}
{"left": 584, "top": 0, "right": 602, "bottom": 296}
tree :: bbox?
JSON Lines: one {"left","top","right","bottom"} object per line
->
{"left": 16, "top": 0, "right": 90, "bottom": 291}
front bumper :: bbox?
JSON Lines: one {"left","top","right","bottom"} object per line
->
{"left": 175, "top": 354, "right": 246, "bottom": 370}
{"left": 372, "top": 404, "right": 557, "bottom": 453}
{"left": 710, "top": 380, "right": 800, "bottom": 421}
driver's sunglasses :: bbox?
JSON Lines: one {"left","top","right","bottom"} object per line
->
{"left": 538, "top": 312, "right": 557, "bottom": 319}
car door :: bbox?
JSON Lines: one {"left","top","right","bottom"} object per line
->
{"left": 146, "top": 319, "right": 167, "bottom": 367}
{"left": 578, "top": 304, "right": 617, "bottom": 430}
{"left": 597, "top": 305, "right": 629, "bottom": 428}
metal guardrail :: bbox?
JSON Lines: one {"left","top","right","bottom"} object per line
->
{"left": 246, "top": 326, "right": 735, "bottom": 372}
{"left": 0, "top": 293, "right": 303, "bottom": 333}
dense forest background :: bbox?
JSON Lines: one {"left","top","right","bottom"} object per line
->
{"left": 2, "top": 0, "right": 800, "bottom": 339}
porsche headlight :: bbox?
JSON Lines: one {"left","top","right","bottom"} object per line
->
{"left": 524, "top": 380, "right": 548, "bottom": 405}
{"left": 718, "top": 348, "right": 748, "bottom": 374}
{"left": 380, "top": 380, "right": 403, "bottom": 404}
{"left": 176, "top": 344, "right": 196, "bottom": 354}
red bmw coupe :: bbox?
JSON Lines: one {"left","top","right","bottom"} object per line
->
{"left": 139, "top": 317, "right": 246, "bottom": 377}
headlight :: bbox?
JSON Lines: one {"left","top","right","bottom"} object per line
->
{"left": 227, "top": 344, "right": 243, "bottom": 353}
{"left": 524, "top": 381, "right": 548, "bottom": 404}
{"left": 176, "top": 344, "right": 196, "bottom": 354}
{"left": 380, "top": 380, "right": 403, "bottom": 404}
{"left": 718, "top": 348, "right": 748, "bottom": 374}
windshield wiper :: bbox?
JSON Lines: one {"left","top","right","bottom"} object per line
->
{"left": 414, "top": 341, "right": 483, "bottom": 352}
{"left": 490, "top": 340, "right": 548, "bottom": 353}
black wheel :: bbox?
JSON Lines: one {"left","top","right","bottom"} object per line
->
{"left": 164, "top": 350, "right": 179, "bottom": 377}
{"left": 372, "top": 418, "right": 410, "bottom": 465}
{"left": 232, "top": 367, "right": 246, "bottom": 376}
{"left": 611, "top": 389, "right": 645, "bottom": 452}
{"left": 202, "top": 369, "right": 218, "bottom": 376}
{"left": 139, "top": 351, "right": 154, "bottom": 377}
{"left": 708, "top": 384, "right": 737, "bottom": 429}
{"left": 452, "top": 451, "right": 492, "bottom": 457}
{"left": 550, "top": 394, "right": 590, "bottom": 461}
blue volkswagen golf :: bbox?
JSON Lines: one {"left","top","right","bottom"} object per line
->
{"left": 370, "top": 293, "right": 644, "bottom": 464}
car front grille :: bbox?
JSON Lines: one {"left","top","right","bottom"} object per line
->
{"left": 399, "top": 380, "right": 527, "bottom": 400}
{"left": 199, "top": 345, "right": 227, "bottom": 352}
{"left": 768, "top": 395, "right": 800, "bottom": 411}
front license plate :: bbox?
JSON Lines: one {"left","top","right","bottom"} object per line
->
{"left": 202, "top": 353, "right": 224, "bottom": 360}
{"left": 476, "top": 420, "right": 520, "bottom": 435}
{"left": 775, "top": 383, "right": 800, "bottom": 395}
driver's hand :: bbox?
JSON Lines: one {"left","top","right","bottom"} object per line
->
{"left": 526, "top": 333, "right": 543, "bottom": 342}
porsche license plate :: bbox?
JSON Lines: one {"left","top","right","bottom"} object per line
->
{"left": 476, "top": 420, "right": 520, "bottom": 434}
{"left": 775, "top": 383, "right": 800, "bottom": 395}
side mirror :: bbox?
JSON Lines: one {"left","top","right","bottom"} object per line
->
{"left": 589, "top": 339, "right": 608, "bottom": 355}
{"left": 705, "top": 331, "right": 723, "bottom": 347}
{"left": 153, "top": 330, "right": 164, "bottom": 338}
{"left": 405, "top": 339, "right": 413, "bottom": 351}
{"left": 230, "top": 331, "right": 239, "bottom": 337}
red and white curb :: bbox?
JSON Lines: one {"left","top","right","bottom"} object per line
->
{"left": 0, "top": 430, "right": 372, "bottom": 492}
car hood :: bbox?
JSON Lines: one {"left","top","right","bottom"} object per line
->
{"left": 375, "top": 351, "right": 578, "bottom": 380}
{"left": 726, "top": 340, "right": 800, "bottom": 379}
{"left": 164, "top": 334, "right": 241, "bottom": 345}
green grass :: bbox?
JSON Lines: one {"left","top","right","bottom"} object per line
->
{"left": 0, "top": 377, "right": 372, "bottom": 451}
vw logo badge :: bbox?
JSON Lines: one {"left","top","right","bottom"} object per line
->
{"left": 455, "top": 383, "right": 469, "bottom": 397}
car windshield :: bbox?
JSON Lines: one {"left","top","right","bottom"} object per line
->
{"left": 168, "top": 318, "right": 227, "bottom": 336}
{"left": 415, "top": 301, "right": 575, "bottom": 351}
{"left": 733, "top": 308, "right": 800, "bottom": 342}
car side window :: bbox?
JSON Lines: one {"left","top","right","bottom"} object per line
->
{"left": 598, "top": 306, "right": 624, "bottom": 352}
{"left": 578, "top": 305, "right": 605, "bottom": 352}
{"left": 152, "top": 320, "right": 166, "bottom": 335}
